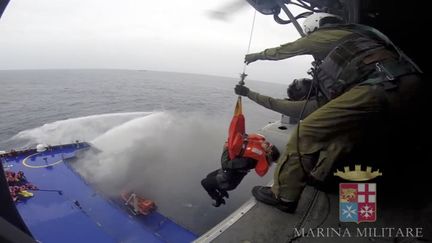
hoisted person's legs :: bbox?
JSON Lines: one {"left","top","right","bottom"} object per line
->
{"left": 201, "top": 169, "right": 247, "bottom": 207}
{"left": 201, "top": 170, "right": 228, "bottom": 207}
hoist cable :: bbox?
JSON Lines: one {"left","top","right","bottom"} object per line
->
{"left": 242, "top": 8, "right": 258, "bottom": 75}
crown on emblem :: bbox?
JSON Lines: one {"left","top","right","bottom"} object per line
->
{"left": 334, "top": 165, "right": 382, "bottom": 181}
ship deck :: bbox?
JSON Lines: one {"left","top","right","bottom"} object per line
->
{"left": 1, "top": 143, "right": 196, "bottom": 243}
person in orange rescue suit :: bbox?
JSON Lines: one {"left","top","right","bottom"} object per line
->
{"left": 239, "top": 12, "right": 423, "bottom": 213}
{"left": 201, "top": 133, "right": 280, "bottom": 207}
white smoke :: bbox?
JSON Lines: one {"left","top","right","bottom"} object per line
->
{"left": 74, "top": 111, "right": 226, "bottom": 198}
{"left": 11, "top": 111, "right": 269, "bottom": 233}
{"left": 71, "top": 111, "right": 270, "bottom": 234}
{"left": 10, "top": 112, "right": 151, "bottom": 146}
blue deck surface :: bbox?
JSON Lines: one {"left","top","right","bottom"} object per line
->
{"left": 1, "top": 143, "right": 196, "bottom": 243}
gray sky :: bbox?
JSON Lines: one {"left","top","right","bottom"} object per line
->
{"left": 0, "top": 0, "right": 312, "bottom": 83}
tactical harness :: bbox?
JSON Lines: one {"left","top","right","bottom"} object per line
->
{"left": 314, "top": 24, "right": 421, "bottom": 101}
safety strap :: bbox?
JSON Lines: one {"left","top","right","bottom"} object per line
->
{"left": 341, "top": 24, "right": 423, "bottom": 74}
{"left": 361, "top": 59, "right": 419, "bottom": 87}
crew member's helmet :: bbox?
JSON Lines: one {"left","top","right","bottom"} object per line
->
{"left": 303, "top": 12, "right": 343, "bottom": 35}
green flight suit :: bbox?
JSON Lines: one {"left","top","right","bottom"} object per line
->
{"left": 247, "top": 90, "right": 318, "bottom": 119}
{"left": 251, "top": 29, "right": 353, "bottom": 60}
{"left": 249, "top": 28, "right": 423, "bottom": 201}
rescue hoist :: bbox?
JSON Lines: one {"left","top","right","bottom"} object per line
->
{"left": 229, "top": 1, "right": 313, "bottom": 169}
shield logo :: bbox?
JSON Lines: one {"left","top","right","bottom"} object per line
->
{"left": 339, "top": 183, "right": 376, "bottom": 223}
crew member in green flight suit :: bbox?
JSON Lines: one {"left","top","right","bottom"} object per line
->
{"left": 238, "top": 12, "right": 423, "bottom": 213}
{"left": 234, "top": 78, "right": 319, "bottom": 120}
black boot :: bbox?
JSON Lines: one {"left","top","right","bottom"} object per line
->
{"left": 252, "top": 186, "right": 298, "bottom": 213}
{"left": 212, "top": 196, "right": 226, "bottom": 207}
{"left": 201, "top": 173, "right": 227, "bottom": 207}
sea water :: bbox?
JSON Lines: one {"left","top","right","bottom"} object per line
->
{"left": 0, "top": 69, "right": 289, "bottom": 234}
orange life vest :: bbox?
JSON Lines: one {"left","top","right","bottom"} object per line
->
{"left": 230, "top": 133, "right": 272, "bottom": 177}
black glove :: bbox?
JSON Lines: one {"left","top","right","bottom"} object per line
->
{"left": 244, "top": 53, "right": 261, "bottom": 64}
{"left": 234, "top": 85, "right": 250, "bottom": 97}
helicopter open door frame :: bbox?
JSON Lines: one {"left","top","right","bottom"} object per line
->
{"left": 0, "top": 0, "right": 9, "bottom": 18}
{"left": 245, "top": 0, "right": 426, "bottom": 72}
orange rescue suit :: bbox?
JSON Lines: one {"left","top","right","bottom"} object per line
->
{"left": 229, "top": 133, "right": 272, "bottom": 177}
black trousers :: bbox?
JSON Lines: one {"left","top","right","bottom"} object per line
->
{"left": 201, "top": 169, "right": 247, "bottom": 200}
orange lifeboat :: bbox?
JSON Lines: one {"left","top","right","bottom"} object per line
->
{"left": 121, "top": 192, "right": 156, "bottom": 215}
